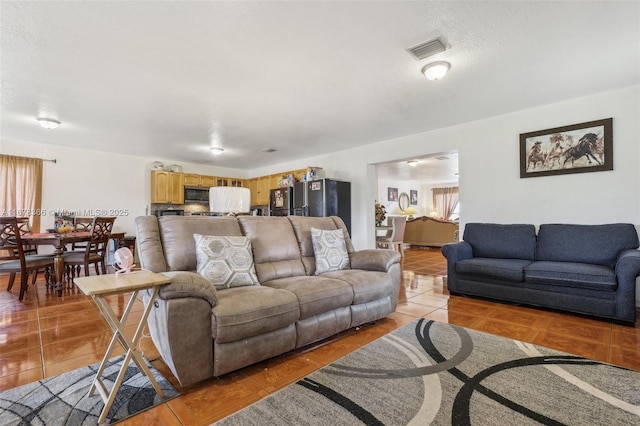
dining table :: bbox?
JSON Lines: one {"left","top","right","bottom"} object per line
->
{"left": 21, "top": 231, "right": 126, "bottom": 296}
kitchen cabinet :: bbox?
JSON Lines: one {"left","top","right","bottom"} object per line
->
{"left": 184, "top": 174, "right": 216, "bottom": 187}
{"left": 247, "top": 178, "right": 258, "bottom": 205}
{"left": 183, "top": 174, "right": 200, "bottom": 187}
{"left": 256, "top": 176, "right": 271, "bottom": 205}
{"left": 200, "top": 175, "right": 216, "bottom": 187}
{"left": 151, "top": 171, "right": 184, "bottom": 204}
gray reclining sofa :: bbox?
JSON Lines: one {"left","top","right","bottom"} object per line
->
{"left": 135, "top": 215, "right": 401, "bottom": 387}
{"left": 442, "top": 223, "right": 640, "bottom": 324}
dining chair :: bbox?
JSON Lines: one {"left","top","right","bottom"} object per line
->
{"left": 64, "top": 217, "right": 94, "bottom": 278}
{"left": 0, "top": 217, "right": 55, "bottom": 301}
{"left": 376, "top": 216, "right": 407, "bottom": 257}
{"left": 63, "top": 217, "right": 116, "bottom": 281}
{"left": 15, "top": 217, "right": 52, "bottom": 286}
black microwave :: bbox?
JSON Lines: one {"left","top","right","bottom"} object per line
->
{"left": 184, "top": 187, "right": 210, "bottom": 203}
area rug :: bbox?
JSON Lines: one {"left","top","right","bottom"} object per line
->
{"left": 0, "top": 355, "right": 178, "bottom": 425}
{"left": 216, "top": 318, "right": 640, "bottom": 425}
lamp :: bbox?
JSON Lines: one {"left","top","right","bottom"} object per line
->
{"left": 209, "top": 187, "right": 250, "bottom": 215}
{"left": 403, "top": 206, "right": 417, "bottom": 219}
{"left": 407, "top": 160, "right": 418, "bottom": 167}
{"left": 36, "top": 117, "right": 61, "bottom": 129}
{"left": 210, "top": 147, "right": 224, "bottom": 155}
{"left": 422, "top": 61, "right": 450, "bottom": 81}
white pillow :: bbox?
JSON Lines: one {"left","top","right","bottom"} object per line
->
{"left": 194, "top": 234, "right": 259, "bottom": 290}
{"left": 310, "top": 228, "right": 350, "bottom": 275}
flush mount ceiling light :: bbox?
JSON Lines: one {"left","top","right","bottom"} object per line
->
{"left": 36, "top": 117, "right": 61, "bottom": 129}
{"left": 407, "top": 160, "right": 418, "bottom": 167}
{"left": 422, "top": 61, "right": 451, "bottom": 81}
{"left": 210, "top": 147, "right": 224, "bottom": 155}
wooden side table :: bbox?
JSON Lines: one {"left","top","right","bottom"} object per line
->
{"left": 74, "top": 270, "right": 171, "bottom": 424}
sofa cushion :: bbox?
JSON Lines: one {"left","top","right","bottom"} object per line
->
{"left": 524, "top": 261, "right": 617, "bottom": 291}
{"left": 194, "top": 234, "right": 259, "bottom": 290}
{"left": 288, "top": 216, "right": 354, "bottom": 275}
{"left": 463, "top": 223, "right": 536, "bottom": 260}
{"left": 262, "top": 276, "right": 353, "bottom": 319}
{"left": 536, "top": 224, "right": 639, "bottom": 267}
{"left": 321, "top": 269, "right": 393, "bottom": 304}
{"left": 456, "top": 258, "right": 532, "bottom": 282}
{"left": 238, "top": 216, "right": 306, "bottom": 281}
{"left": 158, "top": 216, "right": 243, "bottom": 271}
{"left": 311, "top": 228, "right": 350, "bottom": 274}
{"left": 212, "top": 286, "right": 300, "bottom": 343}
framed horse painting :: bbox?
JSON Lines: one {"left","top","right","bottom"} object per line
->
{"left": 519, "top": 118, "right": 612, "bottom": 178}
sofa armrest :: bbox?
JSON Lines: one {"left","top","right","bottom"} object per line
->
{"left": 441, "top": 241, "right": 473, "bottom": 262}
{"left": 441, "top": 242, "right": 474, "bottom": 294}
{"left": 613, "top": 249, "right": 640, "bottom": 323}
{"left": 350, "top": 249, "right": 401, "bottom": 272}
{"left": 157, "top": 271, "right": 218, "bottom": 307}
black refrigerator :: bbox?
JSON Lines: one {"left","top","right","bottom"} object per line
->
{"left": 269, "top": 187, "right": 293, "bottom": 216}
{"left": 293, "top": 179, "right": 351, "bottom": 234}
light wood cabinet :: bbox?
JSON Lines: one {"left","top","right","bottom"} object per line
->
{"left": 230, "top": 179, "right": 243, "bottom": 187}
{"left": 183, "top": 174, "right": 200, "bottom": 187}
{"left": 151, "top": 171, "right": 184, "bottom": 204}
{"left": 200, "top": 175, "right": 216, "bottom": 187}
{"left": 247, "top": 178, "right": 259, "bottom": 205}
{"left": 256, "top": 176, "right": 271, "bottom": 205}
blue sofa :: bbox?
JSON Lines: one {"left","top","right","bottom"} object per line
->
{"left": 442, "top": 223, "right": 640, "bottom": 324}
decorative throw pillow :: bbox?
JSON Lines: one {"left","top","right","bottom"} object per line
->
{"left": 194, "top": 234, "right": 259, "bottom": 290}
{"left": 310, "top": 228, "right": 350, "bottom": 275}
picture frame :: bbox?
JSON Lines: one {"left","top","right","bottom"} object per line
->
{"left": 410, "top": 190, "right": 418, "bottom": 206}
{"left": 519, "top": 118, "right": 612, "bottom": 178}
{"left": 387, "top": 187, "right": 398, "bottom": 202}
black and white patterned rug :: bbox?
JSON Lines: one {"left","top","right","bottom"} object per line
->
{"left": 0, "top": 355, "right": 178, "bottom": 425}
{"left": 216, "top": 318, "right": 640, "bottom": 425}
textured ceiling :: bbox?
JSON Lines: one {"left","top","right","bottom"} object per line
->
{"left": 1, "top": 1, "right": 638, "bottom": 170}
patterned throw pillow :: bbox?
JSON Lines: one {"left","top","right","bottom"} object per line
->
{"left": 310, "top": 228, "right": 350, "bottom": 275}
{"left": 194, "top": 234, "right": 259, "bottom": 290}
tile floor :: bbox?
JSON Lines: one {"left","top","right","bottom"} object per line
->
{"left": 1, "top": 247, "right": 638, "bottom": 424}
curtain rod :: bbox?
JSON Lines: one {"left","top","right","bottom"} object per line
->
{"left": 43, "top": 159, "right": 57, "bottom": 163}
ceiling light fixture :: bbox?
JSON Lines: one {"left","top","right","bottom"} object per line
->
{"left": 422, "top": 61, "right": 451, "bottom": 81}
{"left": 210, "top": 147, "right": 224, "bottom": 155}
{"left": 36, "top": 117, "right": 61, "bottom": 129}
{"left": 407, "top": 160, "right": 418, "bottom": 167}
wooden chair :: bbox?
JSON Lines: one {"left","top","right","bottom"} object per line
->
{"left": 15, "top": 217, "right": 50, "bottom": 286}
{"left": 63, "top": 217, "right": 116, "bottom": 280}
{"left": 64, "top": 217, "right": 94, "bottom": 278}
{"left": 0, "top": 217, "right": 54, "bottom": 301}
{"left": 376, "top": 216, "right": 407, "bottom": 257}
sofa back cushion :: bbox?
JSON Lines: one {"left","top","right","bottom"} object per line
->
{"left": 536, "top": 223, "right": 639, "bottom": 267}
{"left": 288, "top": 216, "right": 354, "bottom": 275}
{"left": 463, "top": 223, "right": 536, "bottom": 260}
{"left": 238, "top": 216, "right": 306, "bottom": 282}
{"left": 159, "top": 216, "right": 243, "bottom": 271}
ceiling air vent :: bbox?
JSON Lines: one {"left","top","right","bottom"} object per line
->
{"left": 409, "top": 37, "right": 446, "bottom": 60}
{"left": 261, "top": 148, "right": 277, "bottom": 153}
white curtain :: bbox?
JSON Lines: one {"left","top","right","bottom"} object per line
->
{"left": 432, "top": 187, "right": 459, "bottom": 221}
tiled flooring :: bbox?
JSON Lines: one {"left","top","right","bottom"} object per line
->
{"left": 1, "top": 247, "right": 638, "bottom": 424}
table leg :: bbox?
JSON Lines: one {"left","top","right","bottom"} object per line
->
{"left": 53, "top": 244, "right": 65, "bottom": 296}
{"left": 89, "top": 287, "right": 165, "bottom": 424}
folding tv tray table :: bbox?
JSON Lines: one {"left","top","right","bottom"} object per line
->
{"left": 74, "top": 270, "right": 171, "bottom": 423}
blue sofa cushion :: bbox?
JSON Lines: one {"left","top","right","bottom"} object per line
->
{"left": 456, "top": 258, "right": 532, "bottom": 282}
{"left": 524, "top": 261, "right": 617, "bottom": 291}
{"left": 463, "top": 223, "right": 536, "bottom": 260}
{"left": 536, "top": 224, "right": 639, "bottom": 267}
